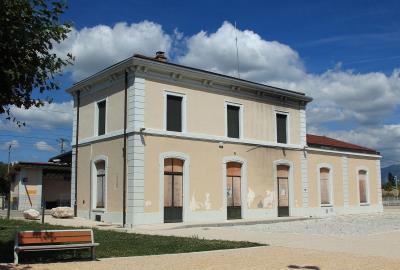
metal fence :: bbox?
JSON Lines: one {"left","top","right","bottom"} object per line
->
{"left": 383, "top": 196, "right": 400, "bottom": 206}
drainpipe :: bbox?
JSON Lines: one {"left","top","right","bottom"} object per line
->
{"left": 122, "top": 70, "right": 128, "bottom": 227}
{"left": 74, "top": 90, "right": 81, "bottom": 217}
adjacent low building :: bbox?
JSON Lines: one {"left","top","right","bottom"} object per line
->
{"left": 67, "top": 52, "right": 383, "bottom": 226}
{"left": 10, "top": 151, "right": 71, "bottom": 210}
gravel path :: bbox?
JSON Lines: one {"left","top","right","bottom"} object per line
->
{"left": 233, "top": 211, "right": 400, "bottom": 235}
{"left": 4, "top": 246, "right": 400, "bottom": 270}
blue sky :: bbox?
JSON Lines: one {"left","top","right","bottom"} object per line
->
{"left": 1, "top": 0, "right": 400, "bottom": 166}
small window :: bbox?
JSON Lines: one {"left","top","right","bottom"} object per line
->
{"left": 320, "top": 168, "right": 331, "bottom": 205}
{"left": 97, "top": 100, "right": 106, "bottom": 136}
{"left": 166, "top": 95, "right": 183, "bottom": 132}
{"left": 358, "top": 170, "right": 368, "bottom": 204}
{"left": 227, "top": 105, "right": 240, "bottom": 138}
{"left": 276, "top": 113, "right": 287, "bottom": 144}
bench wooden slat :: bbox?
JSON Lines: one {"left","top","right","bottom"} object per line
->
{"left": 16, "top": 243, "right": 99, "bottom": 251}
{"left": 19, "top": 231, "right": 92, "bottom": 245}
{"left": 19, "top": 236, "right": 92, "bottom": 245}
{"left": 19, "top": 231, "right": 92, "bottom": 237}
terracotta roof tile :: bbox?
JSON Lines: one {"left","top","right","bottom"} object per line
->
{"left": 306, "top": 134, "right": 379, "bottom": 155}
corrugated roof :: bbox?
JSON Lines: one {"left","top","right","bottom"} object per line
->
{"left": 307, "top": 134, "right": 379, "bottom": 155}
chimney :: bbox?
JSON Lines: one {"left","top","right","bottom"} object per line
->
{"left": 154, "top": 51, "right": 167, "bottom": 62}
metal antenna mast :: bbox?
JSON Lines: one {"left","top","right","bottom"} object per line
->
{"left": 234, "top": 21, "right": 241, "bottom": 79}
{"left": 57, "top": 138, "right": 69, "bottom": 153}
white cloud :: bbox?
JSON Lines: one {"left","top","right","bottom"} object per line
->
{"left": 34, "top": 141, "right": 56, "bottom": 152}
{"left": 54, "top": 21, "right": 172, "bottom": 81}
{"left": 0, "top": 101, "right": 73, "bottom": 130}
{"left": 0, "top": 140, "right": 19, "bottom": 150}
{"left": 274, "top": 69, "right": 400, "bottom": 127}
{"left": 178, "top": 21, "right": 306, "bottom": 82}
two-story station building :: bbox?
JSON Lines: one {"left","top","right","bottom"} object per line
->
{"left": 67, "top": 52, "right": 382, "bottom": 226}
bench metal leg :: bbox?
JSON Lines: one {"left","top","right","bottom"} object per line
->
{"left": 14, "top": 250, "right": 18, "bottom": 265}
{"left": 91, "top": 247, "right": 96, "bottom": 260}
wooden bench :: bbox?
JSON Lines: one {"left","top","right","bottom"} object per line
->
{"left": 14, "top": 229, "right": 99, "bottom": 264}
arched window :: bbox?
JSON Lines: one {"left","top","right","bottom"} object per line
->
{"left": 320, "top": 167, "right": 332, "bottom": 205}
{"left": 164, "top": 158, "right": 184, "bottom": 222}
{"left": 358, "top": 170, "right": 369, "bottom": 204}
{"left": 95, "top": 160, "right": 106, "bottom": 209}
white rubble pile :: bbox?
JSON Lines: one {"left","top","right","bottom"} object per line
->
{"left": 50, "top": 207, "right": 74, "bottom": 219}
{"left": 23, "top": 209, "right": 40, "bottom": 220}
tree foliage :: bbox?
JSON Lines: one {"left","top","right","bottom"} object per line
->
{"left": 0, "top": 0, "right": 73, "bottom": 125}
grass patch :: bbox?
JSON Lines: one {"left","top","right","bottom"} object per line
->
{"left": 0, "top": 218, "right": 263, "bottom": 263}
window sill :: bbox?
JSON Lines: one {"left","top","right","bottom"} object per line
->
{"left": 92, "top": 208, "right": 106, "bottom": 212}
{"left": 360, "top": 203, "right": 370, "bottom": 206}
{"left": 321, "top": 204, "right": 333, "bottom": 207}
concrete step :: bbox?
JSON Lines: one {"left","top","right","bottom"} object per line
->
{"left": 164, "top": 217, "right": 312, "bottom": 230}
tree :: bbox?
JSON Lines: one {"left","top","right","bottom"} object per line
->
{"left": 388, "top": 172, "right": 396, "bottom": 187}
{"left": 0, "top": 0, "right": 73, "bottom": 125}
{"left": 0, "top": 162, "right": 8, "bottom": 195}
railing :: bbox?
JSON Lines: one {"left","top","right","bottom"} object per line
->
{"left": 382, "top": 196, "right": 400, "bottom": 206}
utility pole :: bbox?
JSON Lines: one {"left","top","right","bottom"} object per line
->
{"left": 7, "top": 144, "right": 11, "bottom": 219}
{"left": 57, "top": 138, "right": 69, "bottom": 153}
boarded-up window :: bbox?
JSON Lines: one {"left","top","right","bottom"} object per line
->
{"left": 227, "top": 162, "right": 241, "bottom": 207}
{"left": 95, "top": 160, "right": 106, "bottom": 208}
{"left": 227, "top": 105, "right": 240, "bottom": 138}
{"left": 167, "top": 95, "right": 182, "bottom": 132}
{"left": 277, "top": 165, "right": 289, "bottom": 207}
{"left": 97, "top": 100, "right": 106, "bottom": 136}
{"left": 276, "top": 113, "right": 287, "bottom": 144}
{"left": 320, "top": 168, "right": 331, "bottom": 205}
{"left": 359, "top": 170, "right": 368, "bottom": 204}
{"left": 164, "top": 158, "right": 183, "bottom": 207}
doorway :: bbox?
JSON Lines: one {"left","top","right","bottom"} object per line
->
{"left": 226, "top": 162, "right": 242, "bottom": 220}
{"left": 164, "top": 158, "right": 183, "bottom": 223}
{"left": 277, "top": 164, "right": 290, "bottom": 217}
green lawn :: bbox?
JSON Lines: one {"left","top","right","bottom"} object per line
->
{"left": 0, "top": 218, "right": 263, "bottom": 263}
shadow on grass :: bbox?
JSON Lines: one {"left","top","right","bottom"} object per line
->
{"left": 0, "top": 264, "right": 32, "bottom": 270}
{"left": 288, "top": 265, "right": 320, "bottom": 270}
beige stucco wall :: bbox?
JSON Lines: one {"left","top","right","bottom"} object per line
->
{"left": 308, "top": 151, "right": 379, "bottom": 208}
{"left": 77, "top": 138, "right": 124, "bottom": 213}
{"left": 143, "top": 135, "right": 303, "bottom": 213}
{"left": 307, "top": 152, "right": 344, "bottom": 207}
{"left": 78, "top": 81, "right": 125, "bottom": 140}
{"left": 347, "top": 156, "right": 378, "bottom": 206}
{"left": 145, "top": 79, "right": 301, "bottom": 145}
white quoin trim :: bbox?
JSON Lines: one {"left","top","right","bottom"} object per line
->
{"left": 273, "top": 159, "right": 294, "bottom": 216}
{"left": 159, "top": 152, "right": 190, "bottom": 223}
{"left": 316, "top": 163, "right": 334, "bottom": 207}
{"left": 91, "top": 155, "right": 108, "bottom": 211}
{"left": 222, "top": 156, "right": 248, "bottom": 220}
